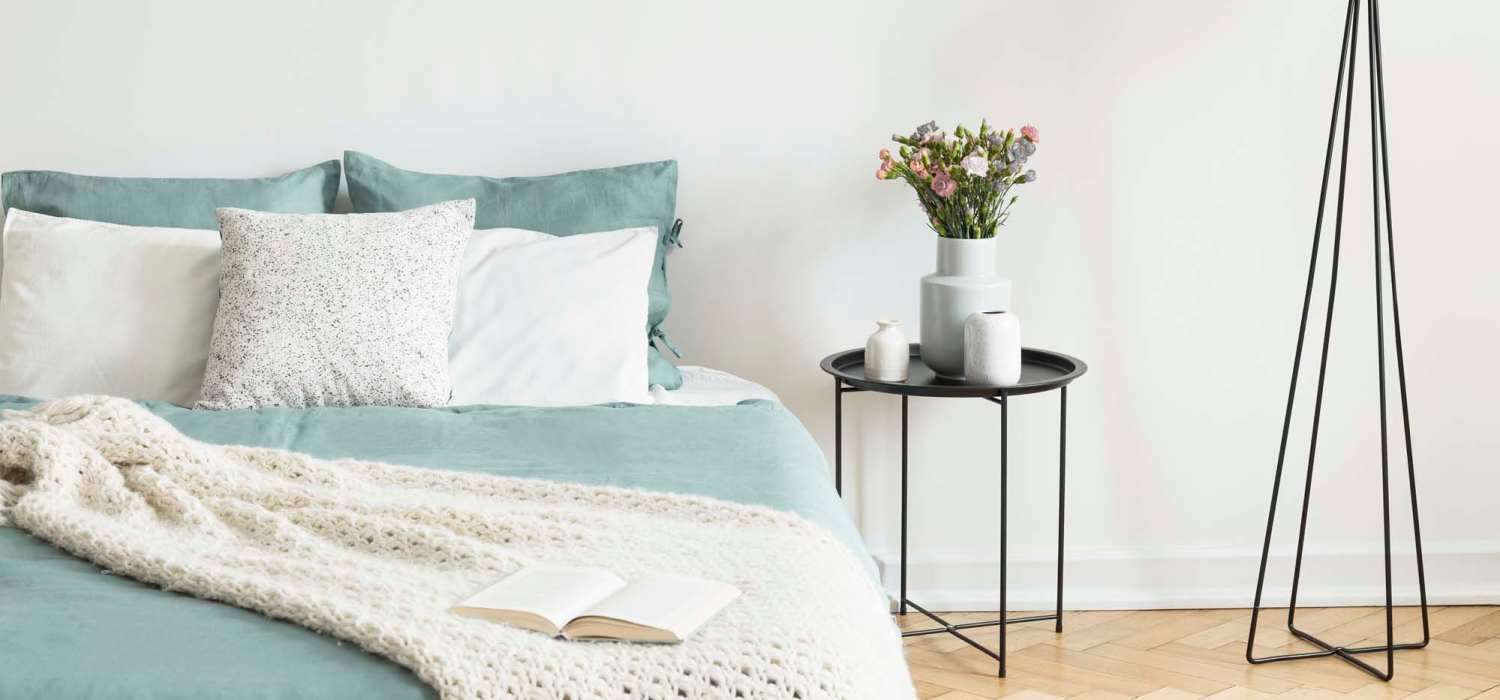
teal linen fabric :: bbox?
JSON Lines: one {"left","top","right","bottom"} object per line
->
{"left": 0, "top": 396, "right": 864, "bottom": 700}
{"left": 1, "top": 161, "right": 341, "bottom": 230}
{"left": 344, "top": 151, "right": 683, "bottom": 389}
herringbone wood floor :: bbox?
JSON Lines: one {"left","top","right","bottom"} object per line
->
{"left": 903, "top": 606, "right": 1500, "bottom": 699}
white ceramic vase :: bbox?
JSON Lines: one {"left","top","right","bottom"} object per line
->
{"left": 920, "top": 237, "right": 1012, "bottom": 378}
{"left": 865, "top": 320, "right": 909, "bottom": 381}
{"left": 964, "top": 311, "right": 1022, "bottom": 386}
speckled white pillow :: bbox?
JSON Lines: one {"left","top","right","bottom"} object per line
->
{"left": 196, "top": 199, "right": 476, "bottom": 410}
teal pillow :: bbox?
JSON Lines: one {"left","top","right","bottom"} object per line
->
{"left": 1, "top": 161, "right": 341, "bottom": 230}
{"left": 344, "top": 151, "right": 683, "bottom": 389}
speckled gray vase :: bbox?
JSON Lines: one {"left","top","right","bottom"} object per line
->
{"left": 919, "top": 237, "right": 1011, "bottom": 378}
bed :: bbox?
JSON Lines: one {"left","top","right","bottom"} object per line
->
{"left": 0, "top": 368, "right": 877, "bottom": 699}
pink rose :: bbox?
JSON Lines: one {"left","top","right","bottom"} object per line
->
{"left": 931, "top": 169, "right": 957, "bottom": 198}
{"left": 1020, "top": 125, "right": 1039, "bottom": 143}
{"left": 910, "top": 160, "right": 928, "bottom": 178}
{"left": 879, "top": 148, "right": 891, "bottom": 161}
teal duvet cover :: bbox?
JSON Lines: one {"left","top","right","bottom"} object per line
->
{"left": 0, "top": 396, "right": 867, "bottom": 700}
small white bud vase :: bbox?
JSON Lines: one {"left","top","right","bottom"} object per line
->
{"left": 865, "top": 320, "right": 909, "bottom": 381}
{"left": 964, "top": 311, "right": 1022, "bottom": 386}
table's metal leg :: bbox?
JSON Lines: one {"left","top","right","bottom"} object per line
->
{"left": 892, "top": 389, "right": 1066, "bottom": 675}
{"left": 900, "top": 394, "right": 908, "bottom": 616}
{"left": 998, "top": 390, "right": 1008, "bottom": 677}
{"left": 834, "top": 378, "right": 842, "bottom": 496}
{"left": 1056, "top": 386, "right": 1066, "bottom": 634}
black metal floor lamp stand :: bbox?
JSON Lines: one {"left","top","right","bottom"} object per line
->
{"left": 1246, "top": 0, "right": 1429, "bottom": 682}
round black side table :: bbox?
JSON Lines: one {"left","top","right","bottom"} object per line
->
{"left": 820, "top": 343, "right": 1086, "bottom": 678}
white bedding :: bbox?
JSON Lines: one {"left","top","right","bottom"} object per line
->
{"left": 651, "top": 366, "right": 780, "bottom": 406}
{"left": 450, "top": 226, "right": 658, "bottom": 407}
{"left": 0, "top": 209, "right": 221, "bottom": 405}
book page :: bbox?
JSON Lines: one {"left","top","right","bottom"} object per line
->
{"left": 451, "top": 566, "right": 625, "bottom": 634}
{"left": 572, "top": 574, "right": 740, "bottom": 641}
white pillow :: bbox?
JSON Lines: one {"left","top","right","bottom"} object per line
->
{"left": 449, "top": 226, "right": 657, "bottom": 406}
{"left": 0, "top": 209, "right": 219, "bottom": 405}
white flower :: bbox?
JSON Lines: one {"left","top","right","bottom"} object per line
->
{"left": 961, "top": 154, "right": 989, "bottom": 177}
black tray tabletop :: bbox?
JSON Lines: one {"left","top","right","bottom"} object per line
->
{"left": 820, "top": 343, "right": 1086, "bottom": 397}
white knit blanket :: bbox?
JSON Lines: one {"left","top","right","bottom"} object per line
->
{"left": 0, "top": 396, "right": 913, "bottom": 700}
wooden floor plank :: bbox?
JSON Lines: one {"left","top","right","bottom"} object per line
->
{"left": 1056, "top": 612, "right": 1187, "bottom": 651}
{"left": 1399, "top": 685, "right": 1484, "bottom": 700}
{"left": 1435, "top": 611, "right": 1500, "bottom": 647}
{"left": 1067, "top": 611, "right": 1153, "bottom": 632}
{"left": 1017, "top": 642, "right": 1230, "bottom": 695}
{"left": 1002, "top": 653, "right": 1164, "bottom": 698}
{"left": 1201, "top": 687, "right": 1277, "bottom": 699}
{"left": 1001, "top": 692, "right": 1065, "bottom": 700}
{"left": 1420, "top": 640, "right": 1500, "bottom": 665}
{"left": 1156, "top": 643, "right": 1371, "bottom": 693}
{"left": 907, "top": 645, "right": 1091, "bottom": 697}
{"left": 1341, "top": 683, "right": 1415, "bottom": 700}
{"left": 1283, "top": 608, "right": 1387, "bottom": 636}
{"left": 1070, "top": 691, "right": 1137, "bottom": 700}
{"left": 1376, "top": 646, "right": 1500, "bottom": 682}
{"left": 1314, "top": 608, "right": 1430, "bottom": 648}
{"left": 1117, "top": 612, "right": 1250, "bottom": 651}
{"left": 916, "top": 679, "right": 956, "bottom": 698}
{"left": 902, "top": 610, "right": 1119, "bottom": 655}
{"left": 1274, "top": 688, "right": 1345, "bottom": 700}
{"left": 903, "top": 607, "right": 1500, "bottom": 700}
{"left": 934, "top": 691, "right": 1026, "bottom": 700}
{"left": 1378, "top": 657, "right": 1500, "bottom": 692}
{"left": 1135, "top": 689, "right": 1206, "bottom": 700}
{"left": 1086, "top": 643, "right": 1303, "bottom": 694}
{"left": 905, "top": 660, "right": 1020, "bottom": 698}
{"left": 1181, "top": 613, "right": 1299, "bottom": 651}
{"left": 1213, "top": 642, "right": 1437, "bottom": 693}
{"left": 1423, "top": 608, "right": 1499, "bottom": 639}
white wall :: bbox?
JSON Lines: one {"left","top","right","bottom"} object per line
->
{"left": 4, "top": 0, "right": 1497, "bottom": 609}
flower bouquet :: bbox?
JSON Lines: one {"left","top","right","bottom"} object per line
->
{"left": 875, "top": 119, "right": 1040, "bottom": 377}
{"left": 877, "top": 120, "right": 1038, "bottom": 239}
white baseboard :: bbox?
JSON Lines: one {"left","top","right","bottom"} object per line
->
{"left": 871, "top": 543, "right": 1500, "bottom": 610}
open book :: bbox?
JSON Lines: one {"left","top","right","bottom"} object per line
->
{"left": 451, "top": 565, "right": 741, "bottom": 643}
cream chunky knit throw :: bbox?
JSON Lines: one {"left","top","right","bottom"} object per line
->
{"left": 0, "top": 396, "right": 913, "bottom": 699}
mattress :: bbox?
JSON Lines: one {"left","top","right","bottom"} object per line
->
{"left": 651, "top": 365, "right": 782, "bottom": 405}
{"left": 0, "top": 378, "right": 865, "bottom": 700}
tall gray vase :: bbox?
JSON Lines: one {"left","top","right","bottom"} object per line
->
{"left": 919, "top": 237, "right": 1011, "bottom": 378}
